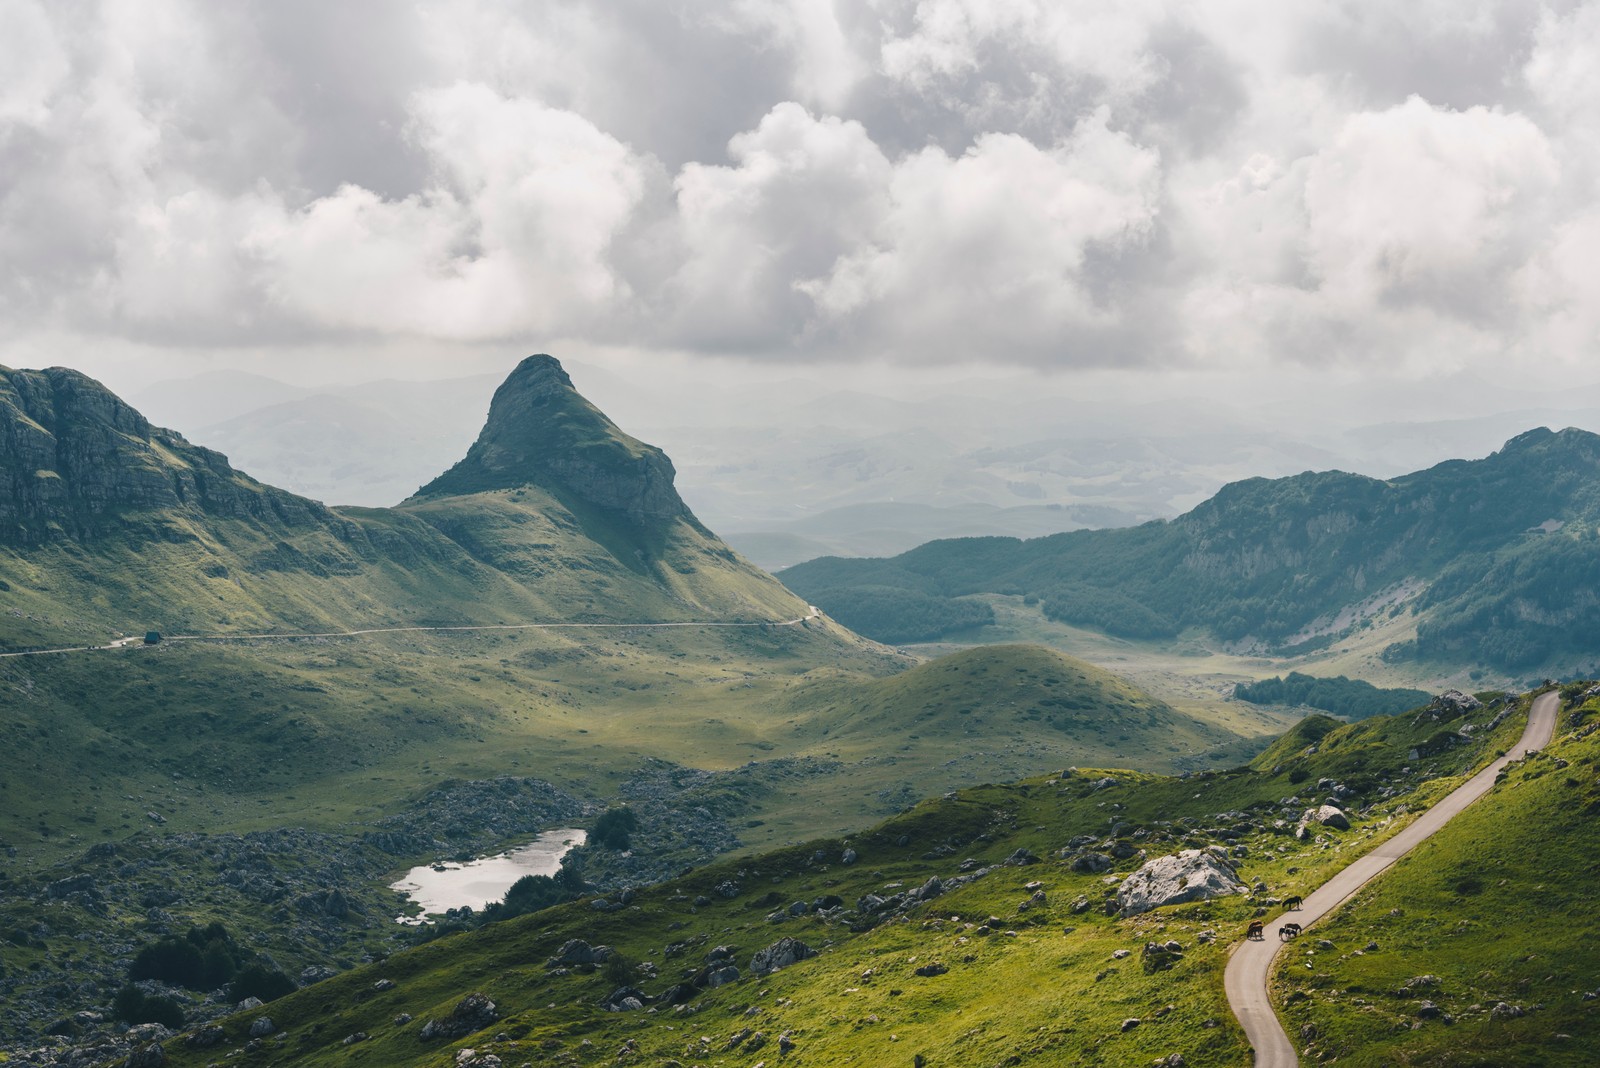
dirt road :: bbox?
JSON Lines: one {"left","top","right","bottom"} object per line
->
{"left": 1224, "top": 688, "right": 1561, "bottom": 1066}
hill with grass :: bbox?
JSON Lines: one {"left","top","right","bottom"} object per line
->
{"left": 64, "top": 685, "right": 1600, "bottom": 1067}
{"left": 781, "top": 427, "right": 1600, "bottom": 672}
{"left": 0, "top": 363, "right": 1308, "bottom": 1056}
{"left": 0, "top": 355, "right": 805, "bottom": 650}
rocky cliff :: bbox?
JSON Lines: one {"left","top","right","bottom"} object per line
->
{"left": 0, "top": 366, "right": 339, "bottom": 546}
{"left": 410, "top": 355, "right": 689, "bottom": 529}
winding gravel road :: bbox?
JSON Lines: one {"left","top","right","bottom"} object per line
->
{"left": 1225, "top": 688, "right": 1561, "bottom": 1066}
{"left": 0, "top": 605, "right": 823, "bottom": 659}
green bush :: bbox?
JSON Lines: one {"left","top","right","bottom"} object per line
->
{"left": 591, "top": 807, "right": 639, "bottom": 851}
{"left": 228, "top": 964, "right": 295, "bottom": 1003}
{"left": 112, "top": 985, "right": 186, "bottom": 1028}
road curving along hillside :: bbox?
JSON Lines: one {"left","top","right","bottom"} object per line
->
{"left": 0, "top": 606, "right": 824, "bottom": 659}
{"left": 1225, "top": 688, "right": 1561, "bottom": 1067}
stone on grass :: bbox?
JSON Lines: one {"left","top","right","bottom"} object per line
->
{"left": 1115, "top": 849, "right": 1247, "bottom": 916}
{"left": 751, "top": 937, "right": 815, "bottom": 976}
{"left": 419, "top": 992, "right": 497, "bottom": 1041}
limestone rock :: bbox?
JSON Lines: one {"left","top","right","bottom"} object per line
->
{"left": 1300, "top": 804, "right": 1350, "bottom": 832}
{"left": 1115, "top": 849, "right": 1246, "bottom": 916}
{"left": 751, "top": 937, "right": 816, "bottom": 976}
{"left": 419, "top": 992, "right": 497, "bottom": 1041}
{"left": 546, "top": 939, "right": 613, "bottom": 968}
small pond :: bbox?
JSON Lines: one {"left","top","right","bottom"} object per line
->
{"left": 391, "top": 828, "right": 586, "bottom": 923}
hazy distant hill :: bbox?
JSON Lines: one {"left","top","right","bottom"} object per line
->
{"left": 783, "top": 427, "right": 1600, "bottom": 671}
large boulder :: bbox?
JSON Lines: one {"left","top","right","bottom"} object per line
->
{"left": 1115, "top": 849, "right": 1246, "bottom": 917}
{"left": 418, "top": 992, "right": 497, "bottom": 1041}
{"left": 750, "top": 937, "right": 816, "bottom": 976}
{"left": 546, "top": 939, "right": 613, "bottom": 968}
{"left": 1417, "top": 690, "right": 1482, "bottom": 724}
{"left": 1299, "top": 805, "right": 1350, "bottom": 832}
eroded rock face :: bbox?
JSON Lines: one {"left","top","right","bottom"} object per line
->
{"left": 412, "top": 355, "right": 688, "bottom": 526}
{"left": 0, "top": 366, "right": 340, "bottom": 546}
{"left": 1115, "top": 849, "right": 1246, "bottom": 916}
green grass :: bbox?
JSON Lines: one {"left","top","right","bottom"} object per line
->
{"left": 1273, "top": 687, "right": 1600, "bottom": 1066}
{"left": 129, "top": 691, "right": 1542, "bottom": 1066}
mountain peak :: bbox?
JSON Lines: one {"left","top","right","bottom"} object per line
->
{"left": 411, "top": 354, "right": 689, "bottom": 526}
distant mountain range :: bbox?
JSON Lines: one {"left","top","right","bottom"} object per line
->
{"left": 782, "top": 427, "right": 1600, "bottom": 673}
{"left": 123, "top": 365, "right": 1600, "bottom": 571}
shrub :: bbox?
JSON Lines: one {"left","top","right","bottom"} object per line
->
{"left": 112, "top": 985, "right": 186, "bottom": 1028}
{"left": 228, "top": 964, "right": 295, "bottom": 1003}
{"left": 591, "top": 807, "right": 639, "bottom": 851}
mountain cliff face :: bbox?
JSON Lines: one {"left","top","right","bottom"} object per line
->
{"left": 0, "top": 357, "right": 807, "bottom": 646}
{"left": 411, "top": 355, "right": 689, "bottom": 528}
{"left": 0, "top": 367, "right": 338, "bottom": 546}
{"left": 782, "top": 427, "right": 1600, "bottom": 671}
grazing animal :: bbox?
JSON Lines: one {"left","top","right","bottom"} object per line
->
{"left": 1283, "top": 895, "right": 1303, "bottom": 910}
{"left": 1246, "top": 920, "right": 1265, "bottom": 940}
{"left": 1279, "top": 922, "right": 1303, "bottom": 941}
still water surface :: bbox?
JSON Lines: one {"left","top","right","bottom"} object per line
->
{"left": 391, "top": 827, "right": 585, "bottom": 922}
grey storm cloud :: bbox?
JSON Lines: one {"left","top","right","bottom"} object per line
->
{"left": 1, "top": 0, "right": 1597, "bottom": 374}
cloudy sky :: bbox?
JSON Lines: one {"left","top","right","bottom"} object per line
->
{"left": 4, "top": 0, "right": 1599, "bottom": 404}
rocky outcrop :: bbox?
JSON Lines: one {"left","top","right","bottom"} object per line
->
{"left": 1416, "top": 690, "right": 1483, "bottom": 724}
{"left": 1115, "top": 849, "right": 1246, "bottom": 916}
{"left": 410, "top": 355, "right": 688, "bottom": 527}
{"left": 418, "top": 992, "right": 497, "bottom": 1041}
{"left": 750, "top": 937, "right": 815, "bottom": 976}
{"left": 0, "top": 366, "right": 342, "bottom": 546}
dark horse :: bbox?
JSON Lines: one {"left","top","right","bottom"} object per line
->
{"left": 1279, "top": 922, "right": 1303, "bottom": 941}
{"left": 1283, "top": 895, "right": 1303, "bottom": 910}
{"left": 1246, "top": 920, "right": 1265, "bottom": 940}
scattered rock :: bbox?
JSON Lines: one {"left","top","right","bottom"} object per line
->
{"left": 1299, "top": 805, "right": 1351, "bottom": 832}
{"left": 247, "top": 1017, "right": 276, "bottom": 1038}
{"left": 602, "top": 986, "right": 649, "bottom": 1012}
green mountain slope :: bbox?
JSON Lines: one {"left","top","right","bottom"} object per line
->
{"left": 781, "top": 643, "right": 1243, "bottom": 763}
{"left": 114, "top": 689, "right": 1587, "bottom": 1068}
{"left": 1274, "top": 681, "right": 1600, "bottom": 1066}
{"left": 0, "top": 356, "right": 807, "bottom": 649}
{"left": 782, "top": 427, "right": 1600, "bottom": 671}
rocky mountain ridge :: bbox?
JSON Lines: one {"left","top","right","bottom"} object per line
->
{"left": 0, "top": 367, "right": 340, "bottom": 547}
{"left": 783, "top": 426, "right": 1600, "bottom": 670}
{"left": 0, "top": 355, "right": 808, "bottom": 645}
